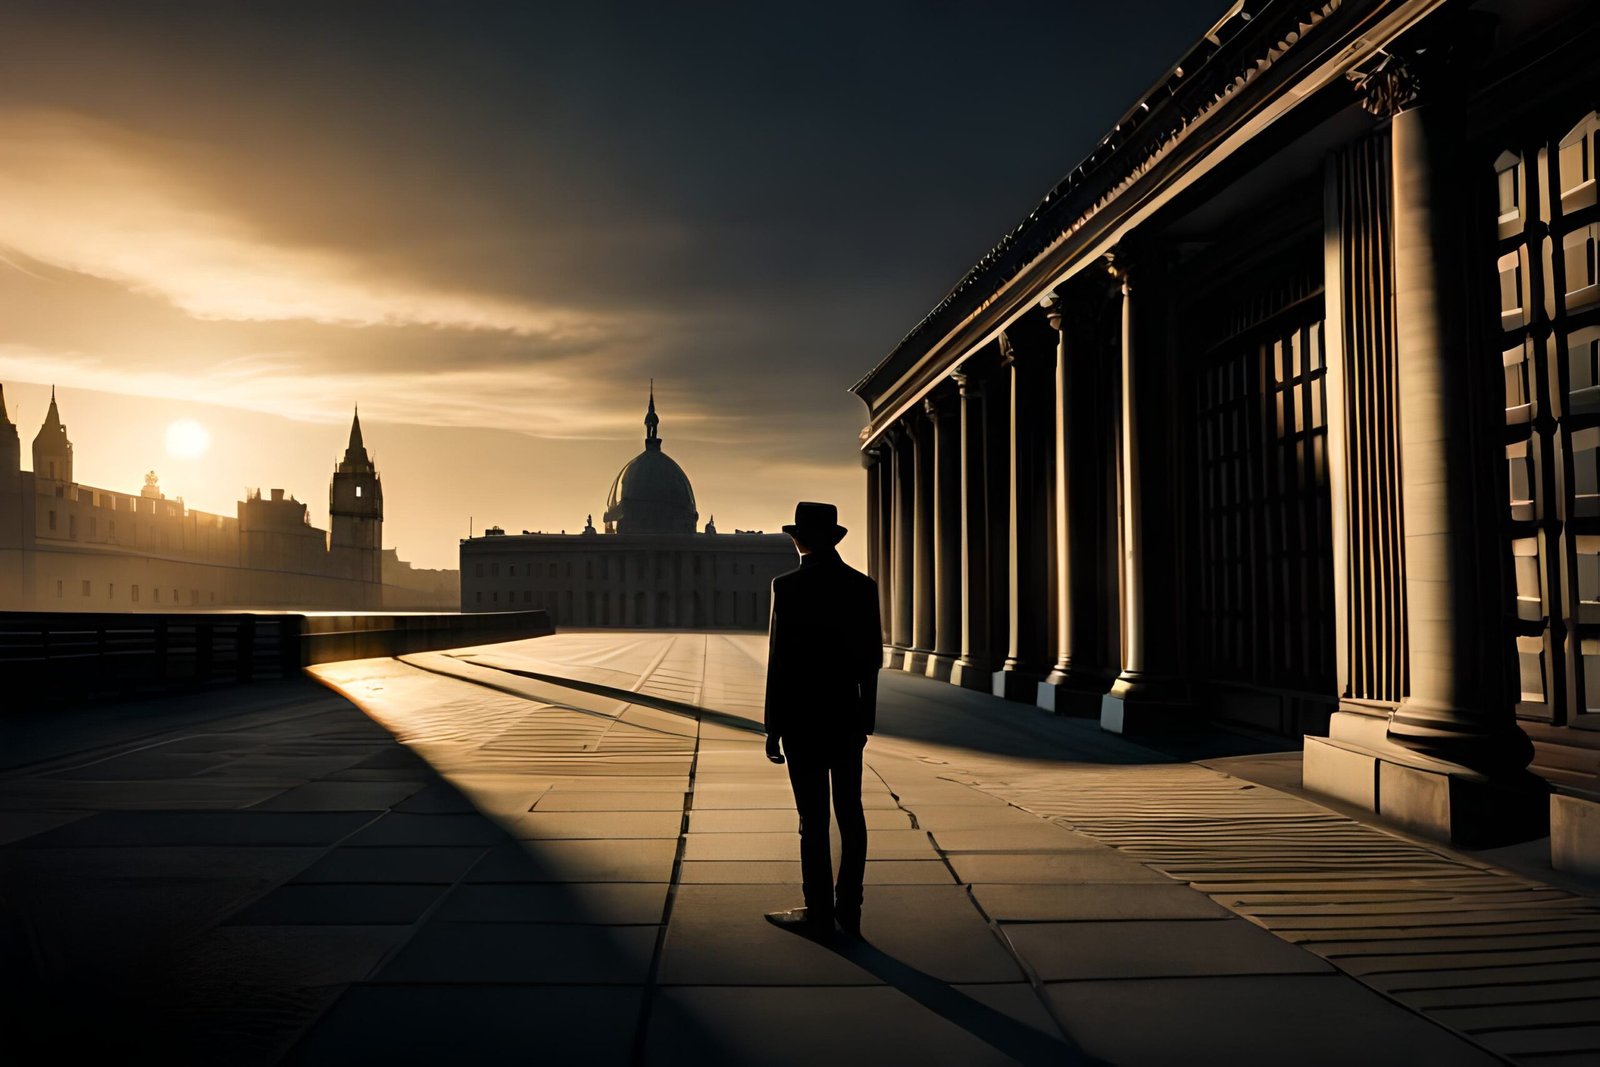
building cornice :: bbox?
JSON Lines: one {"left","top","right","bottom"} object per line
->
{"left": 854, "top": 0, "right": 1449, "bottom": 451}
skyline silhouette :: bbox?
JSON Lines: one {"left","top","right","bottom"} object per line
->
{"left": 0, "top": 1, "right": 1220, "bottom": 571}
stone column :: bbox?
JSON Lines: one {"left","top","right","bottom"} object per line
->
{"left": 950, "top": 369, "right": 992, "bottom": 689}
{"left": 906, "top": 411, "right": 936, "bottom": 673}
{"left": 1305, "top": 54, "right": 1540, "bottom": 845}
{"left": 926, "top": 390, "right": 962, "bottom": 681}
{"left": 1037, "top": 289, "right": 1105, "bottom": 714}
{"left": 887, "top": 427, "right": 913, "bottom": 668}
{"left": 868, "top": 444, "right": 894, "bottom": 648}
{"left": 992, "top": 329, "right": 1045, "bottom": 701}
{"left": 1099, "top": 255, "right": 1185, "bottom": 733}
{"left": 1385, "top": 100, "right": 1527, "bottom": 768}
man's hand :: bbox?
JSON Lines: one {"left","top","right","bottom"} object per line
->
{"left": 765, "top": 734, "right": 785, "bottom": 765}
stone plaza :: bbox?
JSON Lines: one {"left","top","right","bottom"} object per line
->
{"left": 3, "top": 630, "right": 1596, "bottom": 1064}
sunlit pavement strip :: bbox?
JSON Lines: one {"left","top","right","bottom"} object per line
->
{"left": 0, "top": 632, "right": 1587, "bottom": 1063}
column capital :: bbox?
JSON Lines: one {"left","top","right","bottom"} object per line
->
{"left": 1103, "top": 249, "right": 1131, "bottom": 293}
{"left": 952, "top": 368, "right": 984, "bottom": 399}
{"left": 1039, "top": 289, "right": 1065, "bottom": 333}
{"left": 1347, "top": 51, "right": 1423, "bottom": 118}
{"left": 923, "top": 389, "right": 958, "bottom": 421}
{"left": 1347, "top": 14, "right": 1494, "bottom": 118}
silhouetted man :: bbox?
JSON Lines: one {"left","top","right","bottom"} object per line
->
{"left": 763, "top": 501, "right": 882, "bottom": 940}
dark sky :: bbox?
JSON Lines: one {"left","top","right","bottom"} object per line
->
{"left": 0, "top": 0, "right": 1222, "bottom": 566}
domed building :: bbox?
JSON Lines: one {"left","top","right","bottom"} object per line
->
{"left": 460, "top": 388, "right": 794, "bottom": 630}
{"left": 603, "top": 388, "right": 697, "bottom": 535}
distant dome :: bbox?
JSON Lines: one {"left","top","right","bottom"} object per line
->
{"left": 603, "top": 387, "right": 698, "bottom": 535}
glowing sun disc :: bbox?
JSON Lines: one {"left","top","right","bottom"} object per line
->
{"left": 166, "top": 418, "right": 211, "bottom": 459}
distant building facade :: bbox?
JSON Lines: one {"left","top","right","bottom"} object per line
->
{"left": 851, "top": 0, "right": 1600, "bottom": 868}
{"left": 461, "top": 390, "right": 793, "bottom": 628}
{"left": 0, "top": 388, "right": 457, "bottom": 611}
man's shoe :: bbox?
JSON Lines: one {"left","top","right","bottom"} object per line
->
{"left": 764, "top": 907, "right": 833, "bottom": 938}
{"left": 836, "top": 910, "right": 862, "bottom": 941}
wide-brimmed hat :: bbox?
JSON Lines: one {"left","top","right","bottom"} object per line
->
{"left": 782, "top": 501, "right": 847, "bottom": 545}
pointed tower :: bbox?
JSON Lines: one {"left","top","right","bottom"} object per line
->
{"left": 329, "top": 408, "right": 383, "bottom": 599}
{"left": 31, "top": 386, "right": 72, "bottom": 485}
{"left": 0, "top": 384, "right": 19, "bottom": 480}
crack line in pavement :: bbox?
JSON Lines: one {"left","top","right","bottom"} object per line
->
{"left": 629, "top": 702, "right": 699, "bottom": 1065}
{"left": 864, "top": 762, "right": 1090, "bottom": 1064}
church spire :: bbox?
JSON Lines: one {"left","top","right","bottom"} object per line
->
{"left": 0, "top": 383, "right": 11, "bottom": 426}
{"left": 337, "top": 406, "right": 374, "bottom": 473}
{"left": 644, "top": 380, "right": 661, "bottom": 451}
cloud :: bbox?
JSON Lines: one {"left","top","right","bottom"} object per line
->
{"left": 0, "top": 107, "right": 612, "bottom": 339}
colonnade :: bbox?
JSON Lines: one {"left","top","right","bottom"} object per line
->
{"left": 865, "top": 270, "right": 1137, "bottom": 717}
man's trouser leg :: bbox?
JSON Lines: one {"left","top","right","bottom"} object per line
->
{"left": 785, "top": 749, "right": 833, "bottom": 919}
{"left": 830, "top": 737, "right": 867, "bottom": 920}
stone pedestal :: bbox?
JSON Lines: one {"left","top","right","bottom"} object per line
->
{"left": 1305, "top": 710, "right": 1548, "bottom": 846}
{"left": 1551, "top": 792, "right": 1600, "bottom": 879}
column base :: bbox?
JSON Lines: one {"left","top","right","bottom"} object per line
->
{"left": 883, "top": 645, "right": 907, "bottom": 670}
{"left": 949, "top": 657, "right": 993, "bottom": 691}
{"left": 924, "top": 653, "right": 958, "bottom": 683}
{"left": 902, "top": 649, "right": 931, "bottom": 674}
{"left": 1099, "top": 671, "right": 1189, "bottom": 734}
{"left": 1304, "top": 711, "right": 1549, "bottom": 847}
{"left": 992, "top": 665, "right": 1043, "bottom": 703}
{"left": 1036, "top": 666, "right": 1109, "bottom": 716}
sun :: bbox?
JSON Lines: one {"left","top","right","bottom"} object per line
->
{"left": 165, "top": 418, "right": 211, "bottom": 460}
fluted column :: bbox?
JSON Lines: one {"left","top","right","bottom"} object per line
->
{"left": 950, "top": 369, "right": 992, "bottom": 689}
{"left": 906, "top": 411, "right": 936, "bottom": 673}
{"left": 926, "top": 390, "right": 962, "bottom": 681}
{"left": 992, "top": 329, "right": 1046, "bottom": 701}
{"left": 888, "top": 427, "right": 913, "bottom": 668}
{"left": 1384, "top": 98, "right": 1531, "bottom": 775}
{"left": 872, "top": 444, "right": 894, "bottom": 648}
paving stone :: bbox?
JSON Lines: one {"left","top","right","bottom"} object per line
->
{"left": 972, "top": 882, "right": 1231, "bottom": 922}
{"left": 1007, "top": 919, "right": 1334, "bottom": 980}
{"left": 200, "top": 755, "right": 369, "bottom": 780}
{"left": 0, "top": 778, "right": 300, "bottom": 810}
{"left": 929, "top": 825, "right": 1104, "bottom": 852}
{"left": 225, "top": 883, "right": 448, "bottom": 925}
{"left": 438, "top": 882, "right": 669, "bottom": 924}
{"left": 1477, "top": 1025, "right": 1600, "bottom": 1057}
{"left": 251, "top": 781, "right": 428, "bottom": 811}
{"left": 659, "top": 885, "right": 885, "bottom": 986}
{"left": 849, "top": 887, "right": 1026, "bottom": 983}
{"left": 687, "top": 808, "right": 913, "bottom": 833}
{"left": 293, "top": 846, "right": 490, "bottom": 885}
{"left": 14, "top": 811, "right": 382, "bottom": 848}
{"left": 682, "top": 830, "right": 936, "bottom": 862}
{"left": 48, "top": 752, "right": 232, "bottom": 780}
{"left": 341, "top": 813, "right": 510, "bottom": 847}
{"left": 534, "top": 790, "right": 687, "bottom": 811}
{"left": 390, "top": 784, "right": 480, "bottom": 813}
{"left": 291, "top": 986, "right": 643, "bottom": 1065}
{"left": 646, "top": 986, "right": 1067, "bottom": 1067}
{"left": 155, "top": 923, "right": 413, "bottom": 989}
{"left": 513, "top": 810, "right": 683, "bottom": 839}
{"left": 374, "top": 922, "right": 657, "bottom": 983}
{"left": 677, "top": 860, "right": 955, "bottom": 885}
{"left": 1042, "top": 975, "right": 1501, "bottom": 1065}
{"left": 947, "top": 850, "right": 1166, "bottom": 885}
{"left": 0, "top": 810, "right": 87, "bottom": 845}
{"left": 467, "top": 839, "right": 677, "bottom": 883}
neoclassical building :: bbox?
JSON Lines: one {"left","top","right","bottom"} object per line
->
{"left": 460, "top": 390, "right": 794, "bottom": 628}
{"left": 0, "top": 387, "right": 456, "bottom": 611}
{"left": 853, "top": 0, "right": 1599, "bottom": 868}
